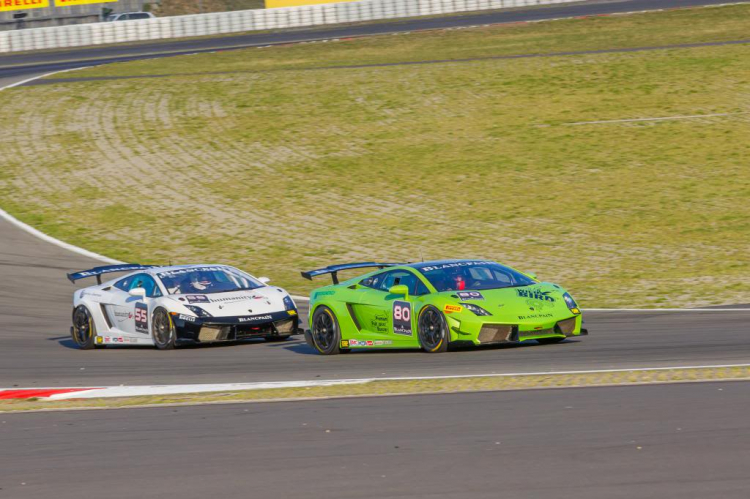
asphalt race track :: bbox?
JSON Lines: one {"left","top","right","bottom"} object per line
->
{"left": 1, "top": 0, "right": 750, "bottom": 389}
{"left": 1, "top": 212, "right": 750, "bottom": 388}
{"left": 3, "top": 382, "right": 750, "bottom": 499}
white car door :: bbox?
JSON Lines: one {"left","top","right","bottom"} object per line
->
{"left": 108, "top": 273, "right": 159, "bottom": 337}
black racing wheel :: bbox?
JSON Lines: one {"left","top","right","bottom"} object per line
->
{"left": 71, "top": 305, "right": 98, "bottom": 350}
{"left": 310, "top": 306, "right": 343, "bottom": 355}
{"left": 152, "top": 307, "right": 176, "bottom": 350}
{"left": 417, "top": 305, "right": 449, "bottom": 353}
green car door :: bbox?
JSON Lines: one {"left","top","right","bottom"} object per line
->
{"left": 346, "top": 269, "right": 427, "bottom": 348}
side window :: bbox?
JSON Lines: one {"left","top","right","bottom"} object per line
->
{"left": 114, "top": 275, "right": 134, "bottom": 291}
{"left": 361, "top": 271, "right": 388, "bottom": 290}
{"left": 380, "top": 270, "right": 428, "bottom": 296}
{"left": 130, "top": 13, "right": 150, "bottom": 19}
{"left": 128, "top": 274, "right": 162, "bottom": 298}
{"left": 414, "top": 279, "right": 430, "bottom": 296}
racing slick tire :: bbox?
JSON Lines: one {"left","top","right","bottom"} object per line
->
{"left": 71, "top": 305, "right": 99, "bottom": 350}
{"left": 310, "top": 306, "right": 343, "bottom": 355}
{"left": 536, "top": 337, "right": 565, "bottom": 345}
{"left": 152, "top": 307, "right": 176, "bottom": 350}
{"left": 417, "top": 305, "right": 449, "bottom": 353}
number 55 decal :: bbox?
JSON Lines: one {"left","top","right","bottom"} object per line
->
{"left": 393, "top": 301, "right": 412, "bottom": 336}
{"left": 134, "top": 303, "right": 149, "bottom": 334}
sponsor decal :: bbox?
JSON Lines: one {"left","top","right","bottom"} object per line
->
{"left": 238, "top": 315, "right": 273, "bottom": 323}
{"left": 186, "top": 295, "right": 209, "bottom": 304}
{"left": 157, "top": 267, "right": 225, "bottom": 278}
{"left": 348, "top": 339, "right": 392, "bottom": 347}
{"left": 393, "top": 301, "right": 412, "bottom": 336}
{"left": 134, "top": 303, "right": 149, "bottom": 334}
{"left": 104, "top": 337, "right": 111, "bottom": 343}
{"left": 444, "top": 304, "right": 463, "bottom": 314}
{"left": 517, "top": 313, "right": 554, "bottom": 320}
{"left": 0, "top": 0, "right": 50, "bottom": 13}
{"left": 457, "top": 291, "right": 484, "bottom": 301}
{"left": 80, "top": 291, "right": 103, "bottom": 299}
{"left": 526, "top": 298, "right": 554, "bottom": 311}
{"left": 287, "top": 310, "right": 297, "bottom": 316}
{"left": 178, "top": 314, "right": 196, "bottom": 322}
{"left": 95, "top": 336, "right": 103, "bottom": 345}
{"left": 370, "top": 313, "right": 388, "bottom": 334}
{"left": 419, "top": 261, "right": 493, "bottom": 272}
{"left": 114, "top": 310, "right": 133, "bottom": 323}
{"left": 516, "top": 288, "right": 556, "bottom": 303}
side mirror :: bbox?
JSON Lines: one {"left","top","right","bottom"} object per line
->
{"left": 258, "top": 277, "right": 270, "bottom": 284}
{"left": 129, "top": 287, "right": 146, "bottom": 298}
{"left": 389, "top": 284, "right": 409, "bottom": 297}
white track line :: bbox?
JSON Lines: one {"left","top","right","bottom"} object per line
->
{"left": 6, "top": 362, "right": 749, "bottom": 400}
{"left": 566, "top": 112, "right": 750, "bottom": 125}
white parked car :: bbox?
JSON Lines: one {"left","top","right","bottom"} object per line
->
{"left": 68, "top": 264, "right": 300, "bottom": 350}
{"left": 104, "top": 12, "right": 156, "bottom": 22}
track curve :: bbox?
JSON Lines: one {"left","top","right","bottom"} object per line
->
{"left": 1, "top": 0, "right": 750, "bottom": 389}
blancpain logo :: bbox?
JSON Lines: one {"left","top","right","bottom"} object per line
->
{"left": 239, "top": 315, "right": 272, "bottom": 322}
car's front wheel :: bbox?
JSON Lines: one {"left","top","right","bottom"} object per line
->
{"left": 417, "top": 305, "right": 449, "bottom": 353}
{"left": 152, "top": 307, "right": 176, "bottom": 350}
{"left": 310, "top": 306, "right": 343, "bottom": 355}
{"left": 71, "top": 305, "right": 98, "bottom": 350}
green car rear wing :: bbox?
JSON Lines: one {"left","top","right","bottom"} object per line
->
{"left": 301, "top": 262, "right": 403, "bottom": 285}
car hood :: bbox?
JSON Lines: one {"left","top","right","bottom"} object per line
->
{"left": 441, "top": 283, "right": 571, "bottom": 318}
{"left": 169, "top": 287, "right": 289, "bottom": 317}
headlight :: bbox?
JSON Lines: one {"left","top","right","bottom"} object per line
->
{"left": 562, "top": 293, "right": 580, "bottom": 314}
{"left": 460, "top": 303, "right": 492, "bottom": 316}
{"left": 283, "top": 295, "right": 295, "bottom": 311}
{"left": 184, "top": 305, "right": 212, "bottom": 318}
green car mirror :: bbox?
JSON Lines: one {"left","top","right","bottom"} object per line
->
{"left": 388, "top": 284, "right": 409, "bottom": 297}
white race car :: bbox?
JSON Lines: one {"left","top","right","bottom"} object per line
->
{"left": 68, "top": 264, "right": 300, "bottom": 350}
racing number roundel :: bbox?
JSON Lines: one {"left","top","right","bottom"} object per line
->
{"left": 393, "top": 301, "right": 412, "bottom": 336}
{"left": 134, "top": 303, "right": 149, "bottom": 334}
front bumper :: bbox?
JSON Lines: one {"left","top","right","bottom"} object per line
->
{"left": 173, "top": 309, "right": 302, "bottom": 343}
{"left": 449, "top": 313, "right": 586, "bottom": 345}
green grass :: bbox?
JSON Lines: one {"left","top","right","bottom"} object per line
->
{"left": 1, "top": 4, "right": 749, "bottom": 307}
{"left": 3, "top": 365, "right": 750, "bottom": 413}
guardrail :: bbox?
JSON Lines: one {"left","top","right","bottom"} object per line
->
{"left": 0, "top": 0, "right": 580, "bottom": 54}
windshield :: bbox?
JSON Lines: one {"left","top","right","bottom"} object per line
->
{"left": 156, "top": 266, "right": 263, "bottom": 295}
{"left": 415, "top": 261, "right": 536, "bottom": 292}
{"left": 105, "top": 14, "right": 118, "bottom": 21}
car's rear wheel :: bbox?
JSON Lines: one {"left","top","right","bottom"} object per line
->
{"left": 152, "top": 308, "right": 176, "bottom": 350}
{"left": 536, "top": 337, "right": 565, "bottom": 345}
{"left": 310, "top": 306, "right": 342, "bottom": 355}
{"left": 417, "top": 305, "right": 449, "bottom": 353}
{"left": 71, "top": 305, "right": 98, "bottom": 350}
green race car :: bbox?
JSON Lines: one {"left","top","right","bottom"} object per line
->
{"left": 301, "top": 259, "right": 587, "bottom": 355}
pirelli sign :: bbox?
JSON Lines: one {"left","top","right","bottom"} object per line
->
{"left": 1, "top": 0, "right": 117, "bottom": 11}
{"left": 1, "top": 0, "right": 49, "bottom": 12}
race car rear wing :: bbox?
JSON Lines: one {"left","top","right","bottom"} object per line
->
{"left": 67, "top": 264, "right": 157, "bottom": 285}
{"left": 301, "top": 262, "right": 402, "bottom": 285}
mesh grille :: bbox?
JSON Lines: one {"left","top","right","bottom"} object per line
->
{"left": 557, "top": 317, "right": 577, "bottom": 335}
{"left": 478, "top": 324, "right": 514, "bottom": 343}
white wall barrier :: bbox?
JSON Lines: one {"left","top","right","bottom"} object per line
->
{"left": 0, "top": 0, "right": 583, "bottom": 53}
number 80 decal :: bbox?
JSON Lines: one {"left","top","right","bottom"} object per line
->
{"left": 392, "top": 300, "right": 412, "bottom": 336}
